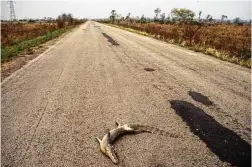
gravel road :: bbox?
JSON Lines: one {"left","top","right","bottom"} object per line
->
{"left": 1, "top": 21, "right": 251, "bottom": 167}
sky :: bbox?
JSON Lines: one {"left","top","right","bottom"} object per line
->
{"left": 1, "top": 0, "right": 251, "bottom": 20}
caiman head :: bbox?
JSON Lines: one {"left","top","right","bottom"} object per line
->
{"left": 96, "top": 130, "right": 119, "bottom": 164}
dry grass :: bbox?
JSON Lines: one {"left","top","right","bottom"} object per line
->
{"left": 108, "top": 22, "right": 251, "bottom": 67}
{"left": 1, "top": 28, "right": 68, "bottom": 61}
{"left": 1, "top": 22, "right": 58, "bottom": 47}
{"left": 1, "top": 22, "right": 84, "bottom": 61}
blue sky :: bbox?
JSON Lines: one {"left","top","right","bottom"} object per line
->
{"left": 1, "top": 0, "right": 251, "bottom": 20}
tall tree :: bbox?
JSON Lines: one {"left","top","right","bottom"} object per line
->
{"left": 171, "top": 8, "right": 195, "bottom": 21}
{"left": 154, "top": 8, "right": 161, "bottom": 20}
{"left": 198, "top": 11, "right": 202, "bottom": 21}
{"left": 110, "top": 10, "right": 117, "bottom": 23}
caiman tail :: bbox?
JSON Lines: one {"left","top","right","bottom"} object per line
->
{"left": 126, "top": 123, "right": 180, "bottom": 138}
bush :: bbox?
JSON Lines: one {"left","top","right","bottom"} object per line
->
{"left": 56, "top": 19, "right": 65, "bottom": 28}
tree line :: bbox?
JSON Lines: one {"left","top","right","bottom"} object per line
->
{"left": 3, "top": 13, "right": 88, "bottom": 28}
{"left": 108, "top": 8, "right": 250, "bottom": 25}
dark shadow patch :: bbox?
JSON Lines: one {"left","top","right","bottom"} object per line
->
{"left": 102, "top": 33, "right": 119, "bottom": 46}
{"left": 169, "top": 100, "right": 251, "bottom": 167}
{"left": 188, "top": 91, "right": 213, "bottom": 106}
{"left": 144, "top": 68, "right": 155, "bottom": 72}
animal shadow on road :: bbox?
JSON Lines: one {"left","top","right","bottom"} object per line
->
{"left": 169, "top": 100, "right": 251, "bottom": 167}
{"left": 102, "top": 33, "right": 119, "bottom": 46}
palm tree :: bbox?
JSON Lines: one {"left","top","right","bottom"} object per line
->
{"left": 198, "top": 11, "right": 202, "bottom": 21}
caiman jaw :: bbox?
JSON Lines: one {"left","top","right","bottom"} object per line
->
{"left": 106, "top": 146, "right": 119, "bottom": 164}
{"left": 96, "top": 137, "right": 119, "bottom": 164}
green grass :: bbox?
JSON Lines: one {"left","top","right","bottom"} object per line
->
{"left": 1, "top": 28, "right": 68, "bottom": 61}
{"left": 106, "top": 23, "right": 251, "bottom": 68}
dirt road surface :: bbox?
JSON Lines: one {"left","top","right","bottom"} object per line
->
{"left": 2, "top": 21, "right": 251, "bottom": 167}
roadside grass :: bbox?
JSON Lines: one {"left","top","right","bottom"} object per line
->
{"left": 1, "top": 22, "right": 58, "bottom": 47}
{"left": 106, "top": 23, "right": 251, "bottom": 68}
{"left": 1, "top": 28, "right": 67, "bottom": 61}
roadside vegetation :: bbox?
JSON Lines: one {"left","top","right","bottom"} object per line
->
{"left": 96, "top": 8, "right": 251, "bottom": 68}
{"left": 1, "top": 13, "right": 87, "bottom": 61}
